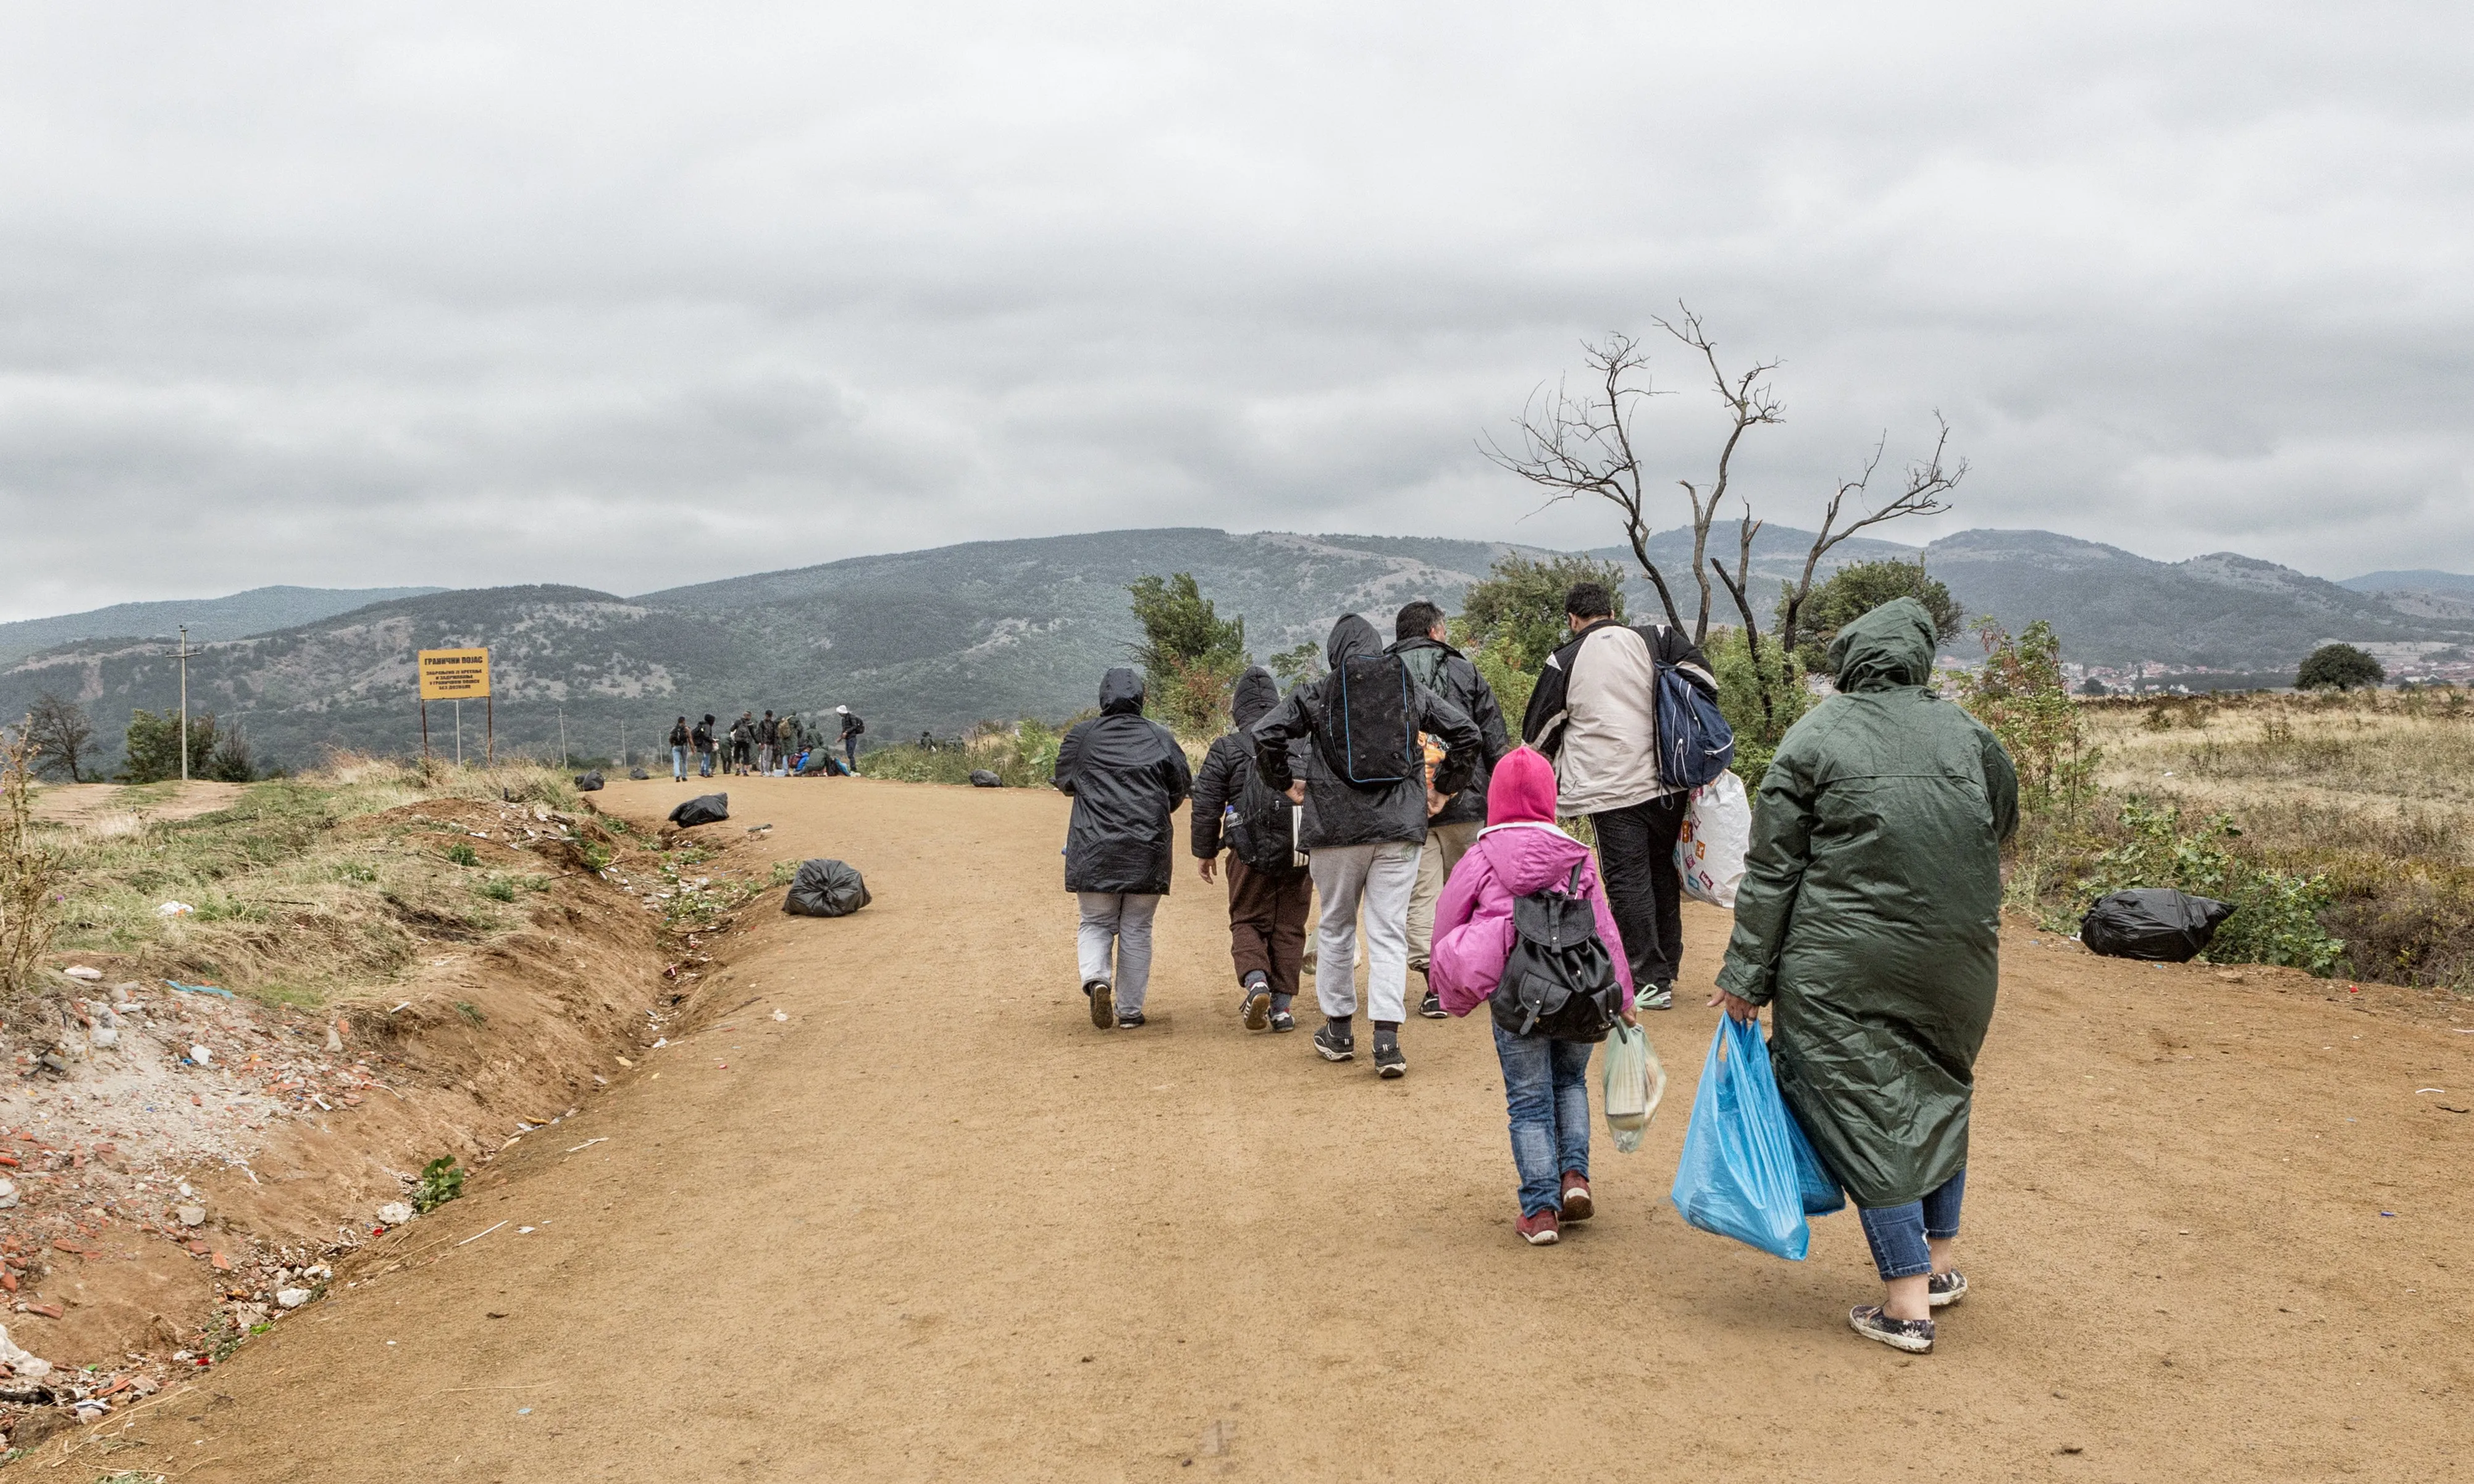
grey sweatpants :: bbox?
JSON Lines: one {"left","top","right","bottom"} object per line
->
{"left": 1308, "top": 841, "right": 1419, "bottom": 1024}
{"left": 1076, "top": 892, "right": 1160, "bottom": 1015}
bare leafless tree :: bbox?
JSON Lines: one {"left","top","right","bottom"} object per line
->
{"left": 23, "top": 694, "right": 93, "bottom": 784}
{"left": 1482, "top": 333, "right": 1688, "bottom": 630}
{"left": 1654, "top": 307, "right": 1782, "bottom": 644}
{"left": 1772, "top": 416, "right": 1966, "bottom": 663}
{"left": 1484, "top": 306, "right": 1781, "bottom": 644}
{"left": 1708, "top": 506, "right": 1776, "bottom": 738}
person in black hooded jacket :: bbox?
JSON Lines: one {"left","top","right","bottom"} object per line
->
{"left": 1191, "top": 666, "right": 1312, "bottom": 1034}
{"left": 1055, "top": 668, "right": 1194, "bottom": 1029}
{"left": 1388, "top": 599, "right": 1512, "bottom": 1018}
{"left": 1249, "top": 614, "right": 1482, "bottom": 1076}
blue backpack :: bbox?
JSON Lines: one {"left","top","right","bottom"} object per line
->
{"left": 1656, "top": 663, "right": 1736, "bottom": 789}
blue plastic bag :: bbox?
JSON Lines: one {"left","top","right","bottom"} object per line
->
{"left": 1784, "top": 1099, "right": 1846, "bottom": 1217}
{"left": 1669, "top": 1016, "right": 1809, "bottom": 1260}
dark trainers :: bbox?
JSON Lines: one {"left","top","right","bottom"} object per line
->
{"left": 1268, "top": 1008, "right": 1297, "bottom": 1033}
{"left": 1083, "top": 979, "right": 1113, "bottom": 1029}
{"left": 1559, "top": 1172, "right": 1593, "bottom": 1222}
{"left": 1314, "top": 1022, "right": 1355, "bottom": 1062}
{"left": 1418, "top": 986, "right": 1447, "bottom": 1019}
{"left": 1848, "top": 1305, "right": 1935, "bottom": 1354}
{"left": 1117, "top": 1010, "right": 1146, "bottom": 1029}
{"left": 1516, "top": 1209, "right": 1560, "bottom": 1246}
{"left": 1927, "top": 1270, "right": 1968, "bottom": 1308}
{"left": 1640, "top": 982, "right": 1674, "bottom": 1012}
{"left": 1372, "top": 1039, "right": 1407, "bottom": 1079}
{"left": 1241, "top": 983, "right": 1272, "bottom": 1031}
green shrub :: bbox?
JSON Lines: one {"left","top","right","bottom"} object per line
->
{"left": 2082, "top": 797, "right": 2345, "bottom": 974}
{"left": 445, "top": 842, "right": 479, "bottom": 867}
{"left": 413, "top": 1155, "right": 465, "bottom": 1212}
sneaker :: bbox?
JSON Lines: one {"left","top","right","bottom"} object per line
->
{"left": 1116, "top": 1010, "right": 1146, "bottom": 1029}
{"left": 1268, "top": 1008, "right": 1297, "bottom": 1033}
{"left": 1559, "top": 1173, "right": 1594, "bottom": 1222}
{"left": 1241, "top": 983, "right": 1272, "bottom": 1031}
{"left": 1372, "top": 1039, "right": 1407, "bottom": 1079}
{"left": 1640, "top": 983, "right": 1674, "bottom": 1012}
{"left": 1314, "top": 1022, "right": 1355, "bottom": 1062}
{"left": 1927, "top": 1270, "right": 1968, "bottom": 1308}
{"left": 1083, "top": 979, "right": 1113, "bottom": 1030}
{"left": 1418, "top": 987, "right": 1447, "bottom": 1020}
{"left": 1516, "top": 1210, "right": 1560, "bottom": 1246}
{"left": 1847, "top": 1305, "right": 1935, "bottom": 1354}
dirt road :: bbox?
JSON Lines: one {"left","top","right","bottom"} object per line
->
{"left": 93, "top": 777, "right": 2469, "bottom": 1481}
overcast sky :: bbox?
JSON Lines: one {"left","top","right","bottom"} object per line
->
{"left": 2, "top": 2, "right": 2469, "bottom": 621}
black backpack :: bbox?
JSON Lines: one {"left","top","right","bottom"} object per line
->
{"left": 1488, "top": 861, "right": 1622, "bottom": 1042}
{"left": 1317, "top": 653, "right": 1417, "bottom": 791}
{"left": 1231, "top": 755, "right": 1301, "bottom": 872}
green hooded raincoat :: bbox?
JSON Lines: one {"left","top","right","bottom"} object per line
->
{"left": 1714, "top": 598, "right": 2019, "bottom": 1209}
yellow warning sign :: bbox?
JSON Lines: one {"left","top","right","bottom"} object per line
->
{"left": 417, "top": 647, "right": 491, "bottom": 700}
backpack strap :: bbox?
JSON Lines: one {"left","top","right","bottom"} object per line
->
{"left": 1566, "top": 860, "right": 1585, "bottom": 897}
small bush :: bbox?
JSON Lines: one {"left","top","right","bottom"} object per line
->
{"left": 413, "top": 1155, "right": 464, "bottom": 1212}
{"left": 445, "top": 842, "right": 479, "bottom": 867}
{"left": 478, "top": 876, "right": 518, "bottom": 902}
{"left": 2082, "top": 798, "right": 2346, "bottom": 974}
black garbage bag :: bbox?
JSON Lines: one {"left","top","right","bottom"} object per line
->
{"left": 573, "top": 771, "right": 605, "bottom": 792}
{"left": 783, "top": 858, "right": 871, "bottom": 918}
{"left": 969, "top": 769, "right": 1002, "bottom": 788}
{"left": 629, "top": 766, "right": 650, "bottom": 781}
{"left": 668, "top": 792, "right": 729, "bottom": 828}
{"left": 2081, "top": 888, "right": 2236, "bottom": 963}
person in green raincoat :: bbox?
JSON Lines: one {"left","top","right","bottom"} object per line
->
{"left": 1711, "top": 597, "right": 2018, "bottom": 1356}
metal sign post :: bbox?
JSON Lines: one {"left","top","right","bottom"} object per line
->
{"left": 418, "top": 648, "right": 492, "bottom": 768}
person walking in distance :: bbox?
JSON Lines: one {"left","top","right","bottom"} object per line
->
{"left": 692, "top": 715, "right": 718, "bottom": 778}
{"left": 1055, "top": 668, "right": 1193, "bottom": 1030}
{"left": 729, "top": 713, "right": 755, "bottom": 776}
{"left": 668, "top": 716, "right": 690, "bottom": 783}
{"left": 1388, "top": 600, "right": 1511, "bottom": 1021}
{"left": 1191, "top": 666, "right": 1312, "bottom": 1034}
{"left": 1711, "top": 598, "right": 2018, "bottom": 1354}
{"left": 1250, "top": 614, "right": 1483, "bottom": 1078}
{"left": 837, "top": 705, "right": 865, "bottom": 771}
{"left": 1520, "top": 582, "right": 1716, "bottom": 1011}
{"left": 756, "top": 710, "right": 779, "bottom": 776}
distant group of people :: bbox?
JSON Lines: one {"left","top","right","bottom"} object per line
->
{"left": 1052, "top": 588, "right": 2018, "bottom": 1357}
{"left": 665, "top": 706, "right": 868, "bottom": 781}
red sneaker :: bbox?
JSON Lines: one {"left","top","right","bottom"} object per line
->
{"left": 1516, "top": 1209, "right": 1560, "bottom": 1246}
{"left": 1559, "top": 1173, "right": 1594, "bottom": 1222}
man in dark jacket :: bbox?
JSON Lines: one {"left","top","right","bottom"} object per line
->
{"left": 1192, "top": 666, "right": 1311, "bottom": 1034}
{"left": 756, "top": 711, "right": 779, "bottom": 775}
{"left": 836, "top": 706, "right": 865, "bottom": 770}
{"left": 692, "top": 715, "right": 717, "bottom": 778}
{"left": 1251, "top": 614, "right": 1483, "bottom": 1078}
{"left": 1389, "top": 600, "right": 1511, "bottom": 1018}
{"left": 668, "top": 717, "right": 690, "bottom": 782}
{"left": 1713, "top": 598, "right": 2018, "bottom": 1356}
{"left": 1055, "top": 668, "right": 1194, "bottom": 1030}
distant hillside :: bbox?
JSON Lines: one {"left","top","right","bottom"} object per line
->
{"left": 1924, "top": 531, "right": 2474, "bottom": 668}
{"left": 2340, "top": 569, "right": 2474, "bottom": 595}
{"left": 12, "top": 526, "right": 2470, "bottom": 774}
{"left": 0, "top": 585, "right": 446, "bottom": 669}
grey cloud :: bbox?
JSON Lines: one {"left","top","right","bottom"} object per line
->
{"left": 2, "top": 1, "right": 2470, "bottom": 620}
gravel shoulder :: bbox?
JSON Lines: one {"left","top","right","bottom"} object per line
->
{"left": 69, "top": 774, "right": 2470, "bottom": 1483}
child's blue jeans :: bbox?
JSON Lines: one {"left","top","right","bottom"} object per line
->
{"left": 1856, "top": 1169, "right": 1966, "bottom": 1280}
{"left": 1493, "top": 1022, "right": 1593, "bottom": 1217}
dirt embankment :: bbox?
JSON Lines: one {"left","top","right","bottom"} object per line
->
{"left": 0, "top": 790, "right": 772, "bottom": 1452}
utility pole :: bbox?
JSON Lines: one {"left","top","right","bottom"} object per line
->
{"left": 177, "top": 625, "right": 191, "bottom": 783}
{"left": 454, "top": 700, "right": 463, "bottom": 767}
{"left": 619, "top": 719, "right": 627, "bottom": 771}
{"left": 558, "top": 707, "right": 568, "bottom": 768}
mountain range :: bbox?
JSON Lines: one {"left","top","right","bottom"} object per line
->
{"left": 3, "top": 530, "right": 2468, "bottom": 773}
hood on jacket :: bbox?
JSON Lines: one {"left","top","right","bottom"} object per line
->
{"left": 1325, "top": 614, "right": 1385, "bottom": 670}
{"left": 1231, "top": 665, "right": 1280, "bottom": 731}
{"left": 1486, "top": 746, "right": 1558, "bottom": 827}
{"left": 1829, "top": 597, "right": 1940, "bottom": 694}
{"left": 1099, "top": 666, "right": 1147, "bottom": 716}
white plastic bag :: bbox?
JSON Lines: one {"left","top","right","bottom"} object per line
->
{"left": 1674, "top": 771, "right": 1751, "bottom": 908}
{"left": 1599, "top": 1021, "right": 1668, "bottom": 1154}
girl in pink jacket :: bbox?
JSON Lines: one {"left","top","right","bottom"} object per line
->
{"left": 1430, "top": 746, "right": 1635, "bottom": 1245}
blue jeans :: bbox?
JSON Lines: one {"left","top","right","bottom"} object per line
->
{"left": 671, "top": 746, "right": 687, "bottom": 781}
{"left": 1493, "top": 1023, "right": 1593, "bottom": 1217}
{"left": 1856, "top": 1169, "right": 1966, "bottom": 1280}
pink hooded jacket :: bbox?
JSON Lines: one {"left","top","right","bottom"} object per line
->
{"left": 1429, "top": 746, "right": 1635, "bottom": 1019}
